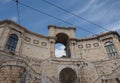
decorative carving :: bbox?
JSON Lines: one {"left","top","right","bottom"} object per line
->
{"left": 24, "top": 37, "right": 31, "bottom": 42}
{"left": 33, "top": 40, "right": 39, "bottom": 44}
{"left": 71, "top": 43, "right": 76, "bottom": 46}
{"left": 93, "top": 43, "right": 99, "bottom": 47}
{"left": 86, "top": 44, "right": 91, "bottom": 48}
{"left": 41, "top": 42, "right": 47, "bottom": 46}
{"left": 78, "top": 45, "right": 83, "bottom": 48}
{"left": 50, "top": 41, "right": 54, "bottom": 44}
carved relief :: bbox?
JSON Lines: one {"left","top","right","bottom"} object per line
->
{"left": 93, "top": 43, "right": 99, "bottom": 47}
{"left": 33, "top": 40, "right": 39, "bottom": 44}
{"left": 24, "top": 37, "right": 31, "bottom": 42}
{"left": 86, "top": 44, "right": 91, "bottom": 48}
{"left": 78, "top": 45, "right": 83, "bottom": 48}
{"left": 41, "top": 42, "right": 47, "bottom": 46}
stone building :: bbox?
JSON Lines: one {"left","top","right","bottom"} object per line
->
{"left": 0, "top": 20, "right": 120, "bottom": 83}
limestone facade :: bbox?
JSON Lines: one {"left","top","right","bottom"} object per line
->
{"left": 0, "top": 20, "right": 120, "bottom": 83}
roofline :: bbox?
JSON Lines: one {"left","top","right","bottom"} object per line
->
{"left": 0, "top": 20, "right": 119, "bottom": 41}
{"left": 0, "top": 19, "right": 51, "bottom": 38}
{"left": 48, "top": 25, "right": 76, "bottom": 31}
{"left": 77, "top": 31, "right": 120, "bottom": 41}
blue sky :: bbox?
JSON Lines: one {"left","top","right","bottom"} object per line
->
{"left": 0, "top": 0, "right": 120, "bottom": 57}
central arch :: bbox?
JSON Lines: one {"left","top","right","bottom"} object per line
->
{"left": 59, "top": 68, "right": 77, "bottom": 83}
{"left": 56, "top": 33, "right": 69, "bottom": 46}
{"left": 55, "top": 33, "right": 71, "bottom": 58}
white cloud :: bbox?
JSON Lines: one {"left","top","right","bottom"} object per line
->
{"left": 63, "top": 0, "right": 95, "bottom": 21}
{"left": 55, "top": 45, "right": 66, "bottom": 57}
{"left": 63, "top": 0, "right": 109, "bottom": 25}
{"left": 10, "top": 16, "right": 18, "bottom": 22}
{"left": 75, "top": 0, "right": 95, "bottom": 14}
{"left": 71, "top": 0, "right": 120, "bottom": 32}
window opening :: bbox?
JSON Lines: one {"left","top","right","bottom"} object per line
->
{"left": 5, "top": 34, "right": 18, "bottom": 51}
{"left": 55, "top": 43, "right": 66, "bottom": 58}
{"left": 55, "top": 33, "right": 70, "bottom": 58}
{"left": 105, "top": 41, "right": 117, "bottom": 57}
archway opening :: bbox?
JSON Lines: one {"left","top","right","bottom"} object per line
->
{"left": 59, "top": 68, "right": 77, "bottom": 83}
{"left": 55, "top": 33, "right": 71, "bottom": 58}
{"left": 55, "top": 43, "right": 66, "bottom": 58}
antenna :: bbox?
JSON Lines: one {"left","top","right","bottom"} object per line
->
{"left": 16, "top": 0, "right": 21, "bottom": 24}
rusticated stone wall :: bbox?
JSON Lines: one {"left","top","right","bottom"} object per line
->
{"left": 0, "top": 20, "right": 120, "bottom": 83}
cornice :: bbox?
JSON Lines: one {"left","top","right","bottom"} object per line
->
{"left": 0, "top": 20, "right": 119, "bottom": 41}
{"left": 0, "top": 20, "right": 49, "bottom": 38}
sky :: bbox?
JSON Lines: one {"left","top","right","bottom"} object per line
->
{"left": 0, "top": 0, "right": 120, "bottom": 57}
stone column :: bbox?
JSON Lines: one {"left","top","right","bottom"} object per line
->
{"left": 0, "top": 27, "right": 10, "bottom": 50}
{"left": 16, "top": 33, "right": 23, "bottom": 55}
{"left": 49, "top": 38, "right": 56, "bottom": 57}
{"left": 69, "top": 40, "right": 77, "bottom": 58}
{"left": 112, "top": 35, "right": 120, "bottom": 57}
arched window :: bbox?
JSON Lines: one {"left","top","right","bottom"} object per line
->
{"left": 55, "top": 33, "right": 70, "bottom": 58}
{"left": 105, "top": 41, "right": 117, "bottom": 57}
{"left": 5, "top": 34, "right": 18, "bottom": 51}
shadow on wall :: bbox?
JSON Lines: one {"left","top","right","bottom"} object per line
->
{"left": 116, "top": 78, "right": 120, "bottom": 83}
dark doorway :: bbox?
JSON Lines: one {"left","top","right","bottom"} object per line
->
{"left": 59, "top": 68, "right": 77, "bottom": 83}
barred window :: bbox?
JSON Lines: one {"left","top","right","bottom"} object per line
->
{"left": 105, "top": 41, "right": 117, "bottom": 57}
{"left": 5, "top": 34, "right": 18, "bottom": 51}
